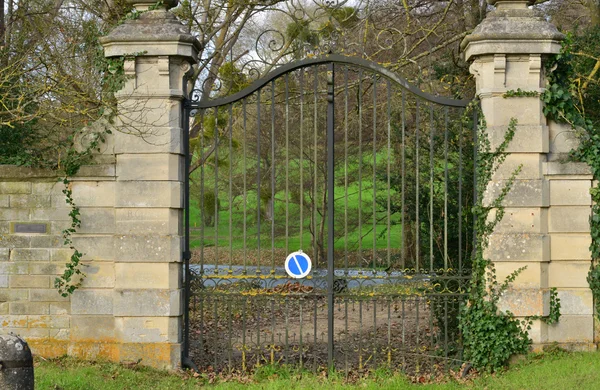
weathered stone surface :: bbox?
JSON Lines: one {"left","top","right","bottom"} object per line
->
{"left": 548, "top": 261, "right": 592, "bottom": 288}
{"left": 9, "top": 275, "right": 50, "bottom": 289}
{"left": 0, "top": 195, "right": 9, "bottom": 207}
{"left": 29, "top": 262, "right": 62, "bottom": 275}
{"left": 492, "top": 207, "right": 547, "bottom": 233}
{"left": 0, "top": 208, "right": 30, "bottom": 221}
{"left": 547, "top": 315, "right": 594, "bottom": 343}
{"left": 113, "top": 127, "right": 183, "bottom": 155}
{"left": 116, "top": 154, "right": 182, "bottom": 181}
{"left": 115, "top": 208, "right": 180, "bottom": 235}
{"left": 78, "top": 208, "right": 116, "bottom": 234}
{"left": 70, "top": 181, "right": 115, "bottom": 207}
{"left": 548, "top": 121, "right": 580, "bottom": 157}
{"left": 486, "top": 125, "right": 549, "bottom": 153}
{"left": 484, "top": 179, "right": 548, "bottom": 207}
{"left": 0, "top": 248, "right": 8, "bottom": 261}
{"left": 49, "top": 303, "right": 70, "bottom": 315}
{"left": 0, "top": 263, "right": 29, "bottom": 275}
{"left": 498, "top": 287, "right": 548, "bottom": 317}
{"left": 79, "top": 262, "right": 115, "bottom": 288}
{"left": 9, "top": 302, "right": 50, "bottom": 315}
{"left": 30, "top": 208, "right": 71, "bottom": 221}
{"left": 10, "top": 195, "right": 51, "bottom": 208}
{"left": 71, "top": 316, "right": 115, "bottom": 340}
{"left": 30, "top": 235, "right": 62, "bottom": 248}
{"left": 114, "top": 235, "right": 181, "bottom": 262}
{"left": 115, "top": 317, "right": 180, "bottom": 343}
{"left": 550, "top": 234, "right": 591, "bottom": 260}
{"left": 486, "top": 233, "right": 549, "bottom": 261}
{"left": 492, "top": 153, "right": 544, "bottom": 181}
{"left": 0, "top": 182, "right": 32, "bottom": 194}
{"left": 115, "top": 263, "right": 180, "bottom": 289}
{"left": 27, "top": 315, "right": 70, "bottom": 329}
{"left": 71, "top": 236, "right": 115, "bottom": 261}
{"left": 29, "top": 289, "right": 70, "bottom": 303}
{"left": 548, "top": 206, "right": 591, "bottom": 233}
{"left": 0, "top": 289, "right": 28, "bottom": 302}
{"left": 71, "top": 290, "right": 113, "bottom": 315}
{"left": 494, "top": 261, "right": 547, "bottom": 288}
{"left": 544, "top": 161, "right": 592, "bottom": 176}
{"left": 115, "top": 181, "right": 182, "bottom": 208}
{"left": 556, "top": 289, "right": 593, "bottom": 315}
{"left": 9, "top": 249, "right": 50, "bottom": 262}
{"left": 549, "top": 180, "right": 592, "bottom": 206}
{"left": 113, "top": 289, "right": 181, "bottom": 316}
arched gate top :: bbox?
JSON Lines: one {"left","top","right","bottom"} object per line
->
{"left": 187, "top": 54, "right": 471, "bottom": 109}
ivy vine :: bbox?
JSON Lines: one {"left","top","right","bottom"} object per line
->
{"left": 542, "top": 34, "right": 600, "bottom": 319}
{"left": 503, "top": 88, "right": 540, "bottom": 98}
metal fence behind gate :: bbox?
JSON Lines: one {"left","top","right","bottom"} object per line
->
{"left": 182, "top": 55, "right": 475, "bottom": 375}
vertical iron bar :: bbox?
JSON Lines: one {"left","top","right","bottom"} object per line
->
{"left": 243, "top": 99, "right": 248, "bottom": 272}
{"left": 444, "top": 107, "right": 449, "bottom": 269}
{"left": 372, "top": 74, "right": 377, "bottom": 269}
{"left": 300, "top": 69, "right": 304, "bottom": 250}
{"left": 313, "top": 67, "right": 318, "bottom": 267}
{"left": 271, "top": 81, "right": 276, "bottom": 270}
{"left": 458, "top": 108, "right": 463, "bottom": 273}
{"left": 429, "top": 105, "right": 434, "bottom": 272}
{"left": 386, "top": 80, "right": 391, "bottom": 268}
{"left": 182, "top": 102, "right": 191, "bottom": 364}
{"left": 214, "top": 107, "right": 219, "bottom": 270}
{"left": 257, "top": 90, "right": 262, "bottom": 270}
{"left": 229, "top": 104, "right": 233, "bottom": 269}
{"left": 344, "top": 66, "right": 349, "bottom": 272}
{"left": 473, "top": 108, "right": 478, "bottom": 259}
{"left": 285, "top": 74, "right": 290, "bottom": 255}
{"left": 358, "top": 70, "right": 363, "bottom": 262}
{"left": 415, "top": 100, "right": 420, "bottom": 271}
{"left": 326, "top": 62, "right": 335, "bottom": 370}
{"left": 401, "top": 90, "right": 406, "bottom": 269}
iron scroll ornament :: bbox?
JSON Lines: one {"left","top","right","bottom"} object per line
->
{"left": 186, "top": 54, "right": 471, "bottom": 110}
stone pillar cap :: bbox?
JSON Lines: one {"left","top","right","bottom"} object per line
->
{"left": 128, "top": 0, "right": 179, "bottom": 11}
{"left": 461, "top": 0, "right": 564, "bottom": 61}
{"left": 100, "top": 6, "right": 201, "bottom": 61}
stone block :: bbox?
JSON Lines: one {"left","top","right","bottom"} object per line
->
{"left": 0, "top": 182, "right": 31, "bottom": 194}
{"left": 548, "top": 120, "right": 579, "bottom": 156}
{"left": 549, "top": 180, "right": 592, "bottom": 206}
{"left": 0, "top": 328, "right": 50, "bottom": 339}
{"left": 115, "top": 208, "right": 180, "bottom": 235}
{"left": 49, "top": 328, "right": 70, "bottom": 341}
{"left": 550, "top": 234, "right": 591, "bottom": 260}
{"left": 117, "top": 154, "right": 182, "bottom": 181}
{"left": 115, "top": 181, "right": 182, "bottom": 208}
{"left": 482, "top": 96, "right": 545, "bottom": 126}
{"left": 0, "top": 276, "right": 6, "bottom": 288}
{"left": 71, "top": 316, "right": 115, "bottom": 340}
{"left": 10, "top": 195, "right": 51, "bottom": 208}
{"left": 30, "top": 236, "right": 62, "bottom": 248}
{"left": 9, "top": 275, "right": 50, "bottom": 288}
{"left": 0, "top": 235, "right": 31, "bottom": 248}
{"left": 498, "top": 288, "right": 547, "bottom": 317}
{"left": 0, "top": 248, "right": 8, "bottom": 261}
{"left": 71, "top": 290, "right": 113, "bottom": 315}
{"left": 528, "top": 319, "right": 548, "bottom": 344}
{"left": 548, "top": 206, "right": 591, "bottom": 233}
{"left": 487, "top": 125, "right": 548, "bottom": 153}
{"left": 29, "top": 289, "right": 70, "bottom": 302}
{"left": 115, "top": 99, "right": 181, "bottom": 134}
{"left": 0, "top": 303, "right": 8, "bottom": 314}
{"left": 492, "top": 208, "right": 547, "bottom": 233}
{"left": 0, "top": 262, "right": 29, "bottom": 275}
{"left": 484, "top": 179, "right": 548, "bottom": 207}
{"left": 494, "top": 261, "right": 547, "bottom": 288}
{"left": 78, "top": 208, "right": 116, "bottom": 234}
{"left": 77, "top": 164, "right": 116, "bottom": 178}
{"left": 486, "top": 233, "right": 549, "bottom": 262}
{"left": 10, "top": 249, "right": 50, "bottom": 262}
{"left": 28, "top": 315, "right": 70, "bottom": 328}
{"left": 0, "top": 195, "right": 9, "bottom": 207}
{"left": 0, "top": 315, "right": 29, "bottom": 328}
{"left": 548, "top": 261, "right": 591, "bottom": 288}
{"left": 493, "top": 153, "right": 544, "bottom": 181}
{"left": 113, "top": 127, "right": 183, "bottom": 155}
{"left": 49, "top": 302, "right": 70, "bottom": 315}
{"left": 556, "top": 289, "right": 593, "bottom": 315}
{"left": 31, "top": 182, "right": 63, "bottom": 195}
{"left": 114, "top": 235, "right": 181, "bottom": 262}
{"left": 0, "top": 208, "right": 29, "bottom": 221}
{"left": 115, "top": 263, "right": 180, "bottom": 289}
{"left": 80, "top": 262, "right": 115, "bottom": 288}
{"left": 115, "top": 317, "right": 180, "bottom": 343}
{"left": 113, "top": 289, "right": 182, "bottom": 316}
{"left": 51, "top": 249, "right": 75, "bottom": 262}
{"left": 31, "top": 208, "right": 71, "bottom": 221}
{"left": 545, "top": 161, "right": 592, "bottom": 177}
{"left": 10, "top": 302, "right": 49, "bottom": 315}
{"left": 71, "top": 236, "right": 114, "bottom": 261}
{"left": 29, "top": 262, "right": 65, "bottom": 281}
{"left": 0, "top": 289, "right": 29, "bottom": 302}
{"left": 70, "top": 181, "right": 115, "bottom": 207}
{"left": 547, "top": 315, "right": 593, "bottom": 343}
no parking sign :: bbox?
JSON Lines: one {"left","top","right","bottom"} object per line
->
{"left": 285, "top": 250, "right": 312, "bottom": 279}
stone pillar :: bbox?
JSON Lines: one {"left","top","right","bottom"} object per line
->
{"left": 462, "top": 0, "right": 594, "bottom": 348}
{"left": 99, "top": 0, "right": 199, "bottom": 368}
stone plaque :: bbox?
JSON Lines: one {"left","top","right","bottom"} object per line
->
{"left": 12, "top": 223, "right": 48, "bottom": 234}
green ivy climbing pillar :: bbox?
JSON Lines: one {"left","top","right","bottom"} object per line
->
{"left": 462, "top": 0, "right": 594, "bottom": 349}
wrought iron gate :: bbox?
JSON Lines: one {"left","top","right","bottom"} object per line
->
{"left": 182, "top": 55, "right": 475, "bottom": 375}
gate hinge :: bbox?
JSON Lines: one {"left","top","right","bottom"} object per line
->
{"left": 183, "top": 250, "right": 192, "bottom": 261}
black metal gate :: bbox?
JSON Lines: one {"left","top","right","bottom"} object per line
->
{"left": 182, "top": 55, "right": 475, "bottom": 375}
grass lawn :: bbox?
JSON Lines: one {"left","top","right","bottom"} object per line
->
{"left": 35, "top": 350, "right": 600, "bottom": 389}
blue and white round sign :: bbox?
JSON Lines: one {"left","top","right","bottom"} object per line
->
{"left": 285, "top": 250, "right": 312, "bottom": 279}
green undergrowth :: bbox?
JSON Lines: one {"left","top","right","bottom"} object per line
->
{"left": 34, "top": 351, "right": 600, "bottom": 389}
